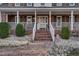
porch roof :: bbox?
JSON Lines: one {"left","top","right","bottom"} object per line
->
{"left": 0, "top": 8, "right": 79, "bottom": 12}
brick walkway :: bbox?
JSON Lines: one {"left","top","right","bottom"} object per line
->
{"left": 0, "top": 41, "right": 52, "bottom": 56}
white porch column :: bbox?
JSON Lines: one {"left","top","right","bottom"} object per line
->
{"left": 35, "top": 10, "right": 36, "bottom": 23}
{"left": 0, "top": 11, "right": 2, "bottom": 22}
{"left": 49, "top": 11, "right": 51, "bottom": 23}
{"left": 71, "top": 11, "right": 74, "bottom": 31}
{"left": 35, "top": 10, "right": 37, "bottom": 29}
{"left": 17, "top": 11, "right": 19, "bottom": 24}
{"left": 6, "top": 14, "right": 8, "bottom": 22}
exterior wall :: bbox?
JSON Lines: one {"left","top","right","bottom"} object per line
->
{"left": 75, "top": 15, "right": 79, "bottom": 22}
{"left": 8, "top": 15, "right": 35, "bottom": 22}
{"left": 7, "top": 14, "right": 79, "bottom": 23}
{"left": 62, "top": 15, "right": 69, "bottom": 22}
{"left": 51, "top": 15, "right": 69, "bottom": 22}
{"left": 20, "top": 15, "right": 27, "bottom": 22}
{"left": 51, "top": 15, "right": 56, "bottom": 22}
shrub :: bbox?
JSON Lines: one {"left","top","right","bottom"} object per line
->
{"left": 15, "top": 23, "right": 26, "bottom": 37}
{"left": 61, "top": 26, "right": 70, "bottom": 39}
{"left": 0, "top": 22, "right": 10, "bottom": 38}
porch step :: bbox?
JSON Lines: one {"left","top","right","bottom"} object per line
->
{"left": 35, "top": 29, "right": 52, "bottom": 41}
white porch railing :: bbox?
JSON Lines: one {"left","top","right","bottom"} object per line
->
{"left": 32, "top": 22, "right": 36, "bottom": 41}
{"left": 51, "top": 22, "right": 71, "bottom": 30}
{"left": 51, "top": 22, "right": 79, "bottom": 31}
{"left": 49, "top": 22, "right": 55, "bottom": 42}
{"left": 8, "top": 22, "right": 34, "bottom": 31}
{"left": 73, "top": 22, "right": 79, "bottom": 31}
{"left": 8, "top": 22, "right": 17, "bottom": 30}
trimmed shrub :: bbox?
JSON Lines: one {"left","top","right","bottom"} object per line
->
{"left": 0, "top": 22, "right": 10, "bottom": 39}
{"left": 61, "top": 26, "right": 70, "bottom": 39}
{"left": 15, "top": 23, "right": 26, "bottom": 37}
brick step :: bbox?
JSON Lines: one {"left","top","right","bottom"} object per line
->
{"left": 36, "top": 31, "right": 50, "bottom": 33}
{"left": 35, "top": 38, "right": 52, "bottom": 41}
{"left": 35, "top": 37, "right": 52, "bottom": 41}
{"left": 35, "top": 34, "right": 51, "bottom": 36}
{"left": 36, "top": 31, "right": 50, "bottom": 34}
{"left": 36, "top": 32, "right": 50, "bottom": 35}
{"left": 35, "top": 38, "right": 52, "bottom": 40}
{"left": 35, "top": 35, "right": 51, "bottom": 38}
{"left": 36, "top": 30, "right": 49, "bottom": 31}
{"left": 36, "top": 36, "right": 51, "bottom": 38}
{"left": 35, "top": 29, "right": 52, "bottom": 41}
{"left": 35, "top": 37, "right": 52, "bottom": 39}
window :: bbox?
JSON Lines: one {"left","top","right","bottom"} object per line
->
{"left": 15, "top": 3, "right": 20, "bottom": 6}
{"left": 41, "top": 3, "right": 45, "bottom": 6}
{"left": 69, "top": 3, "right": 75, "bottom": 6}
{"left": 27, "top": 3, "right": 32, "bottom": 6}
{"left": 56, "top": 3, "right": 62, "bottom": 6}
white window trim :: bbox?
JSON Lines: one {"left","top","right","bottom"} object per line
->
{"left": 56, "top": 3, "right": 62, "bottom": 6}
{"left": 69, "top": 3, "right": 75, "bottom": 6}
{"left": 27, "top": 3, "right": 32, "bottom": 6}
{"left": 15, "top": 3, "right": 20, "bottom": 6}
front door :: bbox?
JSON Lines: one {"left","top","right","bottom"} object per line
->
{"left": 56, "top": 16, "right": 62, "bottom": 28}
{"left": 37, "top": 16, "right": 48, "bottom": 29}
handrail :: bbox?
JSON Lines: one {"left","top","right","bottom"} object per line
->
{"left": 49, "top": 22, "right": 55, "bottom": 42}
{"left": 32, "top": 22, "right": 36, "bottom": 41}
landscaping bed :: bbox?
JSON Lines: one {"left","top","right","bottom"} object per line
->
{"left": 0, "top": 35, "right": 31, "bottom": 47}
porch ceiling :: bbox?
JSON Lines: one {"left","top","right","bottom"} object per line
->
{"left": 0, "top": 8, "right": 79, "bottom": 14}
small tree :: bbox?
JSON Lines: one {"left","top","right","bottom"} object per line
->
{"left": 15, "top": 23, "right": 26, "bottom": 37}
{"left": 0, "top": 22, "right": 10, "bottom": 38}
{"left": 61, "top": 26, "right": 70, "bottom": 39}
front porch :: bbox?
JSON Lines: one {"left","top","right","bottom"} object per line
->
{"left": 7, "top": 13, "right": 79, "bottom": 33}
{"left": 6, "top": 11, "right": 79, "bottom": 32}
{"left": 0, "top": 8, "right": 79, "bottom": 41}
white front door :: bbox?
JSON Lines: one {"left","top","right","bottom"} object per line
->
{"left": 37, "top": 16, "right": 48, "bottom": 29}
{"left": 56, "top": 16, "right": 62, "bottom": 27}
